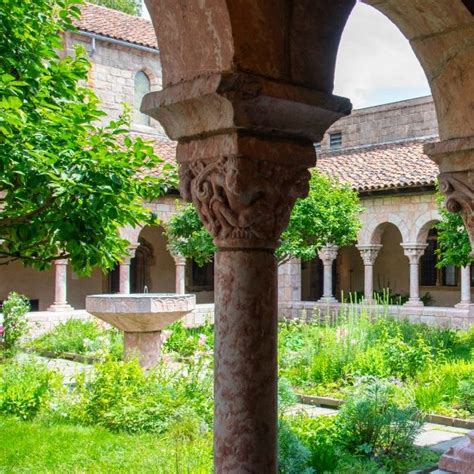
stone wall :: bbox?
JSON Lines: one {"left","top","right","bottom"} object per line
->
{"left": 64, "top": 32, "right": 166, "bottom": 139}
{"left": 319, "top": 96, "right": 438, "bottom": 151}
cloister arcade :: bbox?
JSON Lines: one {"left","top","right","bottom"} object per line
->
{"left": 140, "top": 0, "right": 474, "bottom": 471}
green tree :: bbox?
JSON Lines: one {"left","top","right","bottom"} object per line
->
{"left": 165, "top": 170, "right": 362, "bottom": 266}
{"left": 0, "top": 0, "right": 175, "bottom": 274}
{"left": 435, "top": 192, "right": 472, "bottom": 268}
{"left": 89, "top": 0, "right": 142, "bottom": 16}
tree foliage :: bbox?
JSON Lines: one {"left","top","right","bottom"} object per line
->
{"left": 165, "top": 170, "right": 362, "bottom": 266}
{"left": 89, "top": 0, "right": 142, "bottom": 16}
{"left": 165, "top": 203, "right": 217, "bottom": 267}
{"left": 278, "top": 170, "right": 362, "bottom": 263}
{"left": 0, "top": 0, "right": 175, "bottom": 274}
{"left": 435, "top": 192, "right": 472, "bottom": 268}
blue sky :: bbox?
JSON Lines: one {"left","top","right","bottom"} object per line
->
{"left": 334, "top": 2, "right": 431, "bottom": 108}
{"left": 142, "top": 1, "right": 431, "bottom": 110}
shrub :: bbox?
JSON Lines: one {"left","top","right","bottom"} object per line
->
{"left": 278, "top": 377, "right": 298, "bottom": 411}
{"left": 458, "top": 379, "right": 474, "bottom": 413}
{"left": 336, "top": 377, "right": 423, "bottom": 460}
{"left": 162, "top": 320, "right": 213, "bottom": 357}
{"left": 278, "top": 419, "right": 315, "bottom": 474}
{"left": 29, "top": 319, "right": 123, "bottom": 360}
{"left": 1, "top": 292, "right": 30, "bottom": 357}
{"left": 288, "top": 414, "right": 340, "bottom": 472}
{"left": 63, "top": 358, "right": 213, "bottom": 436}
{"left": 0, "top": 358, "right": 61, "bottom": 420}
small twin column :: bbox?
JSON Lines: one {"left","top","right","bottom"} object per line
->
{"left": 47, "top": 259, "right": 74, "bottom": 312}
{"left": 357, "top": 244, "right": 382, "bottom": 303}
{"left": 317, "top": 245, "right": 339, "bottom": 303}
{"left": 402, "top": 243, "right": 428, "bottom": 307}
{"left": 119, "top": 245, "right": 138, "bottom": 294}
{"left": 173, "top": 255, "right": 186, "bottom": 294}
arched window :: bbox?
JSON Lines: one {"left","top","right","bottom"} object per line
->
{"left": 134, "top": 71, "right": 151, "bottom": 126}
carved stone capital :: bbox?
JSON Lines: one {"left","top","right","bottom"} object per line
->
{"left": 178, "top": 134, "right": 314, "bottom": 250}
{"left": 173, "top": 255, "right": 186, "bottom": 267}
{"left": 401, "top": 243, "right": 428, "bottom": 264}
{"left": 357, "top": 244, "right": 382, "bottom": 266}
{"left": 318, "top": 244, "right": 339, "bottom": 265}
{"left": 122, "top": 244, "right": 139, "bottom": 265}
{"left": 425, "top": 138, "right": 474, "bottom": 257}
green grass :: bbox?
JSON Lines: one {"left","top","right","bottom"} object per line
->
{"left": 0, "top": 416, "right": 212, "bottom": 473}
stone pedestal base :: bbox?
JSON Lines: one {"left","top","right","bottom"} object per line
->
{"left": 317, "top": 296, "right": 338, "bottom": 304}
{"left": 124, "top": 331, "right": 162, "bottom": 369}
{"left": 438, "top": 431, "right": 474, "bottom": 473}
{"left": 47, "top": 303, "right": 74, "bottom": 312}
{"left": 404, "top": 299, "right": 424, "bottom": 308}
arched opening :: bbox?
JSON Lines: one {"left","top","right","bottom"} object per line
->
{"left": 133, "top": 225, "right": 175, "bottom": 293}
{"left": 134, "top": 70, "right": 151, "bottom": 126}
{"left": 301, "top": 257, "right": 336, "bottom": 301}
{"left": 372, "top": 223, "right": 407, "bottom": 301}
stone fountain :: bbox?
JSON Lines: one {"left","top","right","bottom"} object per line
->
{"left": 86, "top": 293, "right": 196, "bottom": 369}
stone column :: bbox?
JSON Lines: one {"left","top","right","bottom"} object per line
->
{"left": 456, "top": 265, "right": 472, "bottom": 308}
{"left": 119, "top": 245, "right": 138, "bottom": 294}
{"left": 48, "top": 259, "right": 74, "bottom": 312}
{"left": 402, "top": 243, "right": 428, "bottom": 307}
{"left": 142, "top": 70, "right": 351, "bottom": 473}
{"left": 317, "top": 244, "right": 339, "bottom": 303}
{"left": 173, "top": 255, "right": 186, "bottom": 294}
{"left": 357, "top": 244, "right": 382, "bottom": 303}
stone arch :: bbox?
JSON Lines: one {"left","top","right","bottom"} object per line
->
{"left": 361, "top": 214, "right": 410, "bottom": 245}
{"left": 137, "top": 66, "right": 160, "bottom": 91}
{"left": 414, "top": 210, "right": 442, "bottom": 243}
{"left": 144, "top": 0, "right": 473, "bottom": 143}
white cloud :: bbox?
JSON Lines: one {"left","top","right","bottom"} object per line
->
{"left": 334, "top": 2, "right": 430, "bottom": 109}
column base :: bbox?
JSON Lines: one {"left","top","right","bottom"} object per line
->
{"left": 124, "top": 331, "right": 162, "bottom": 370}
{"left": 47, "top": 303, "right": 74, "bottom": 312}
{"left": 438, "top": 431, "right": 474, "bottom": 473}
{"left": 455, "top": 302, "right": 473, "bottom": 309}
{"left": 317, "top": 296, "right": 338, "bottom": 304}
{"left": 403, "top": 299, "right": 424, "bottom": 308}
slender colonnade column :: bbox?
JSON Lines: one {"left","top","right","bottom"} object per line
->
{"left": 457, "top": 265, "right": 472, "bottom": 307}
{"left": 48, "top": 259, "right": 74, "bottom": 312}
{"left": 173, "top": 255, "right": 186, "bottom": 294}
{"left": 357, "top": 244, "right": 382, "bottom": 303}
{"left": 317, "top": 244, "right": 339, "bottom": 303}
{"left": 119, "top": 245, "right": 138, "bottom": 294}
{"left": 401, "top": 243, "right": 427, "bottom": 307}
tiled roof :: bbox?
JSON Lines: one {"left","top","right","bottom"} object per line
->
{"left": 74, "top": 3, "right": 158, "bottom": 50}
{"left": 317, "top": 139, "right": 439, "bottom": 192}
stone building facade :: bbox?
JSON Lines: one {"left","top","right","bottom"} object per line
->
{"left": 0, "top": 4, "right": 472, "bottom": 329}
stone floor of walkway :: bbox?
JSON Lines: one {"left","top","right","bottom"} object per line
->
{"left": 288, "top": 403, "right": 471, "bottom": 456}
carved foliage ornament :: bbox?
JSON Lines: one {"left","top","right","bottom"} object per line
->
{"left": 179, "top": 155, "right": 311, "bottom": 249}
{"left": 438, "top": 171, "right": 474, "bottom": 254}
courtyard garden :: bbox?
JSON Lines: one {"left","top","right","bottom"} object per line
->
{"left": 1, "top": 292, "right": 472, "bottom": 473}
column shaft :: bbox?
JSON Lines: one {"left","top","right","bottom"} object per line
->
{"left": 459, "top": 265, "right": 471, "bottom": 306}
{"left": 119, "top": 262, "right": 131, "bottom": 294}
{"left": 364, "top": 264, "right": 374, "bottom": 301}
{"left": 409, "top": 262, "right": 420, "bottom": 301}
{"left": 174, "top": 257, "right": 186, "bottom": 294}
{"left": 48, "top": 259, "right": 73, "bottom": 312}
{"left": 214, "top": 250, "right": 278, "bottom": 473}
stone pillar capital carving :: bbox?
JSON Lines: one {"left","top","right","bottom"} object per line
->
{"left": 173, "top": 255, "right": 186, "bottom": 266}
{"left": 179, "top": 134, "right": 315, "bottom": 250}
{"left": 401, "top": 243, "right": 428, "bottom": 264}
{"left": 356, "top": 244, "right": 382, "bottom": 266}
{"left": 425, "top": 138, "right": 474, "bottom": 256}
{"left": 318, "top": 244, "right": 339, "bottom": 265}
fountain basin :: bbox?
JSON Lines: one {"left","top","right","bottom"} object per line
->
{"left": 86, "top": 293, "right": 196, "bottom": 368}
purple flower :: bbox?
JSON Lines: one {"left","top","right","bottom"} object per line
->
{"left": 0, "top": 325, "right": 4, "bottom": 337}
{"left": 197, "top": 334, "right": 207, "bottom": 346}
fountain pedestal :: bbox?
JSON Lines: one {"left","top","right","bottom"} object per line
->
{"left": 86, "top": 293, "right": 196, "bottom": 369}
